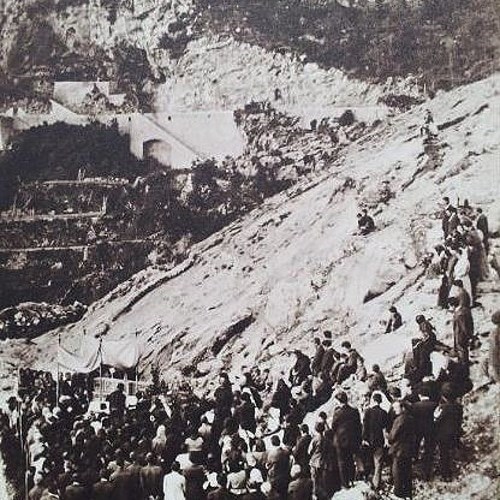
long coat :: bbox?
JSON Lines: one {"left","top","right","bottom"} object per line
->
{"left": 362, "top": 405, "right": 388, "bottom": 448}
{"left": 453, "top": 306, "right": 474, "bottom": 349}
{"left": 388, "top": 412, "right": 415, "bottom": 459}
{"left": 489, "top": 310, "right": 500, "bottom": 383}
{"left": 331, "top": 405, "right": 362, "bottom": 451}
{"left": 435, "top": 401, "right": 463, "bottom": 444}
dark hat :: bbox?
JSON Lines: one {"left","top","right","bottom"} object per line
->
{"left": 415, "top": 315, "right": 425, "bottom": 324}
{"left": 335, "top": 391, "right": 348, "bottom": 404}
{"left": 323, "top": 331, "right": 332, "bottom": 339}
{"left": 389, "top": 306, "right": 397, "bottom": 312}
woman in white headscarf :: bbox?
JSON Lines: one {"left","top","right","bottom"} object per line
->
{"left": 152, "top": 424, "right": 167, "bottom": 457}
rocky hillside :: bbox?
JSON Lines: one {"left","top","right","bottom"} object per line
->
{"left": 1, "top": 73, "right": 499, "bottom": 499}
{"left": 12, "top": 74, "right": 499, "bottom": 371}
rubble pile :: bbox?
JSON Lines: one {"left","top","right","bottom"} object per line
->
{"left": 232, "top": 101, "right": 370, "bottom": 183}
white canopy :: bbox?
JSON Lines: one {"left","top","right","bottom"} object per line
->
{"left": 58, "top": 335, "right": 144, "bottom": 373}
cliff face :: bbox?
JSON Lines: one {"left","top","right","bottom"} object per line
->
{"left": 0, "top": 1, "right": 419, "bottom": 112}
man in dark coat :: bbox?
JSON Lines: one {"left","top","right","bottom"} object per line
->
{"left": 476, "top": 208, "right": 489, "bottom": 252}
{"left": 362, "top": 393, "right": 388, "bottom": 490}
{"left": 436, "top": 359, "right": 472, "bottom": 399}
{"left": 293, "top": 424, "right": 312, "bottom": 473}
{"left": 450, "top": 296, "right": 474, "bottom": 362}
{"left": 320, "top": 340, "right": 336, "bottom": 382}
{"left": 413, "top": 315, "right": 437, "bottom": 380}
{"left": 140, "top": 453, "right": 162, "bottom": 500}
{"left": 357, "top": 209, "right": 375, "bottom": 235}
{"left": 388, "top": 401, "right": 415, "bottom": 499}
{"left": 434, "top": 394, "right": 463, "bottom": 480}
{"left": 336, "top": 342, "right": 362, "bottom": 384}
{"left": 311, "top": 338, "right": 325, "bottom": 376}
{"left": 411, "top": 390, "right": 438, "bottom": 480}
{"left": 266, "top": 435, "right": 291, "bottom": 500}
{"left": 441, "top": 197, "right": 453, "bottom": 238}
{"left": 110, "top": 467, "right": 133, "bottom": 500}
{"left": 330, "top": 391, "right": 362, "bottom": 489}
{"left": 214, "top": 373, "right": 233, "bottom": 436}
{"left": 366, "top": 365, "right": 387, "bottom": 395}
{"left": 125, "top": 452, "right": 142, "bottom": 500}
{"left": 185, "top": 460, "right": 207, "bottom": 500}
{"left": 236, "top": 392, "right": 257, "bottom": 433}
{"left": 107, "top": 383, "right": 126, "bottom": 416}
{"left": 290, "top": 350, "right": 311, "bottom": 386}
{"left": 308, "top": 421, "right": 328, "bottom": 500}
{"left": 207, "top": 475, "right": 234, "bottom": 500}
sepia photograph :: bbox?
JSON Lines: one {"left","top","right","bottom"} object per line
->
{"left": 0, "top": 1, "right": 499, "bottom": 499}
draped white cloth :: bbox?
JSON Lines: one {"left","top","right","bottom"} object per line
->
{"left": 58, "top": 335, "right": 143, "bottom": 373}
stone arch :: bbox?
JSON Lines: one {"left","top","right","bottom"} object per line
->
{"left": 143, "top": 138, "right": 172, "bottom": 166}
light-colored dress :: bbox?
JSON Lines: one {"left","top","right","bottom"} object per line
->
{"left": 163, "top": 470, "right": 186, "bottom": 500}
{"left": 453, "top": 252, "right": 472, "bottom": 299}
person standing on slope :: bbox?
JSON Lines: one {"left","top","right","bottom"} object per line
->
{"left": 388, "top": 401, "right": 415, "bottom": 499}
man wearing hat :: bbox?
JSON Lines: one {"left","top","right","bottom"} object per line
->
{"left": 330, "top": 391, "right": 362, "bottom": 489}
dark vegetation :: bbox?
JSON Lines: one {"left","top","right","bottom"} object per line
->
{"left": 0, "top": 107, "right": 305, "bottom": 311}
{"left": 0, "top": 117, "right": 295, "bottom": 238}
{"left": 0, "top": 122, "right": 148, "bottom": 209}
{"left": 159, "top": 15, "right": 196, "bottom": 59}
{"left": 197, "top": 0, "right": 500, "bottom": 90}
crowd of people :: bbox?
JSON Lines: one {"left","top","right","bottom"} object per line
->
{"left": 0, "top": 197, "right": 496, "bottom": 500}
